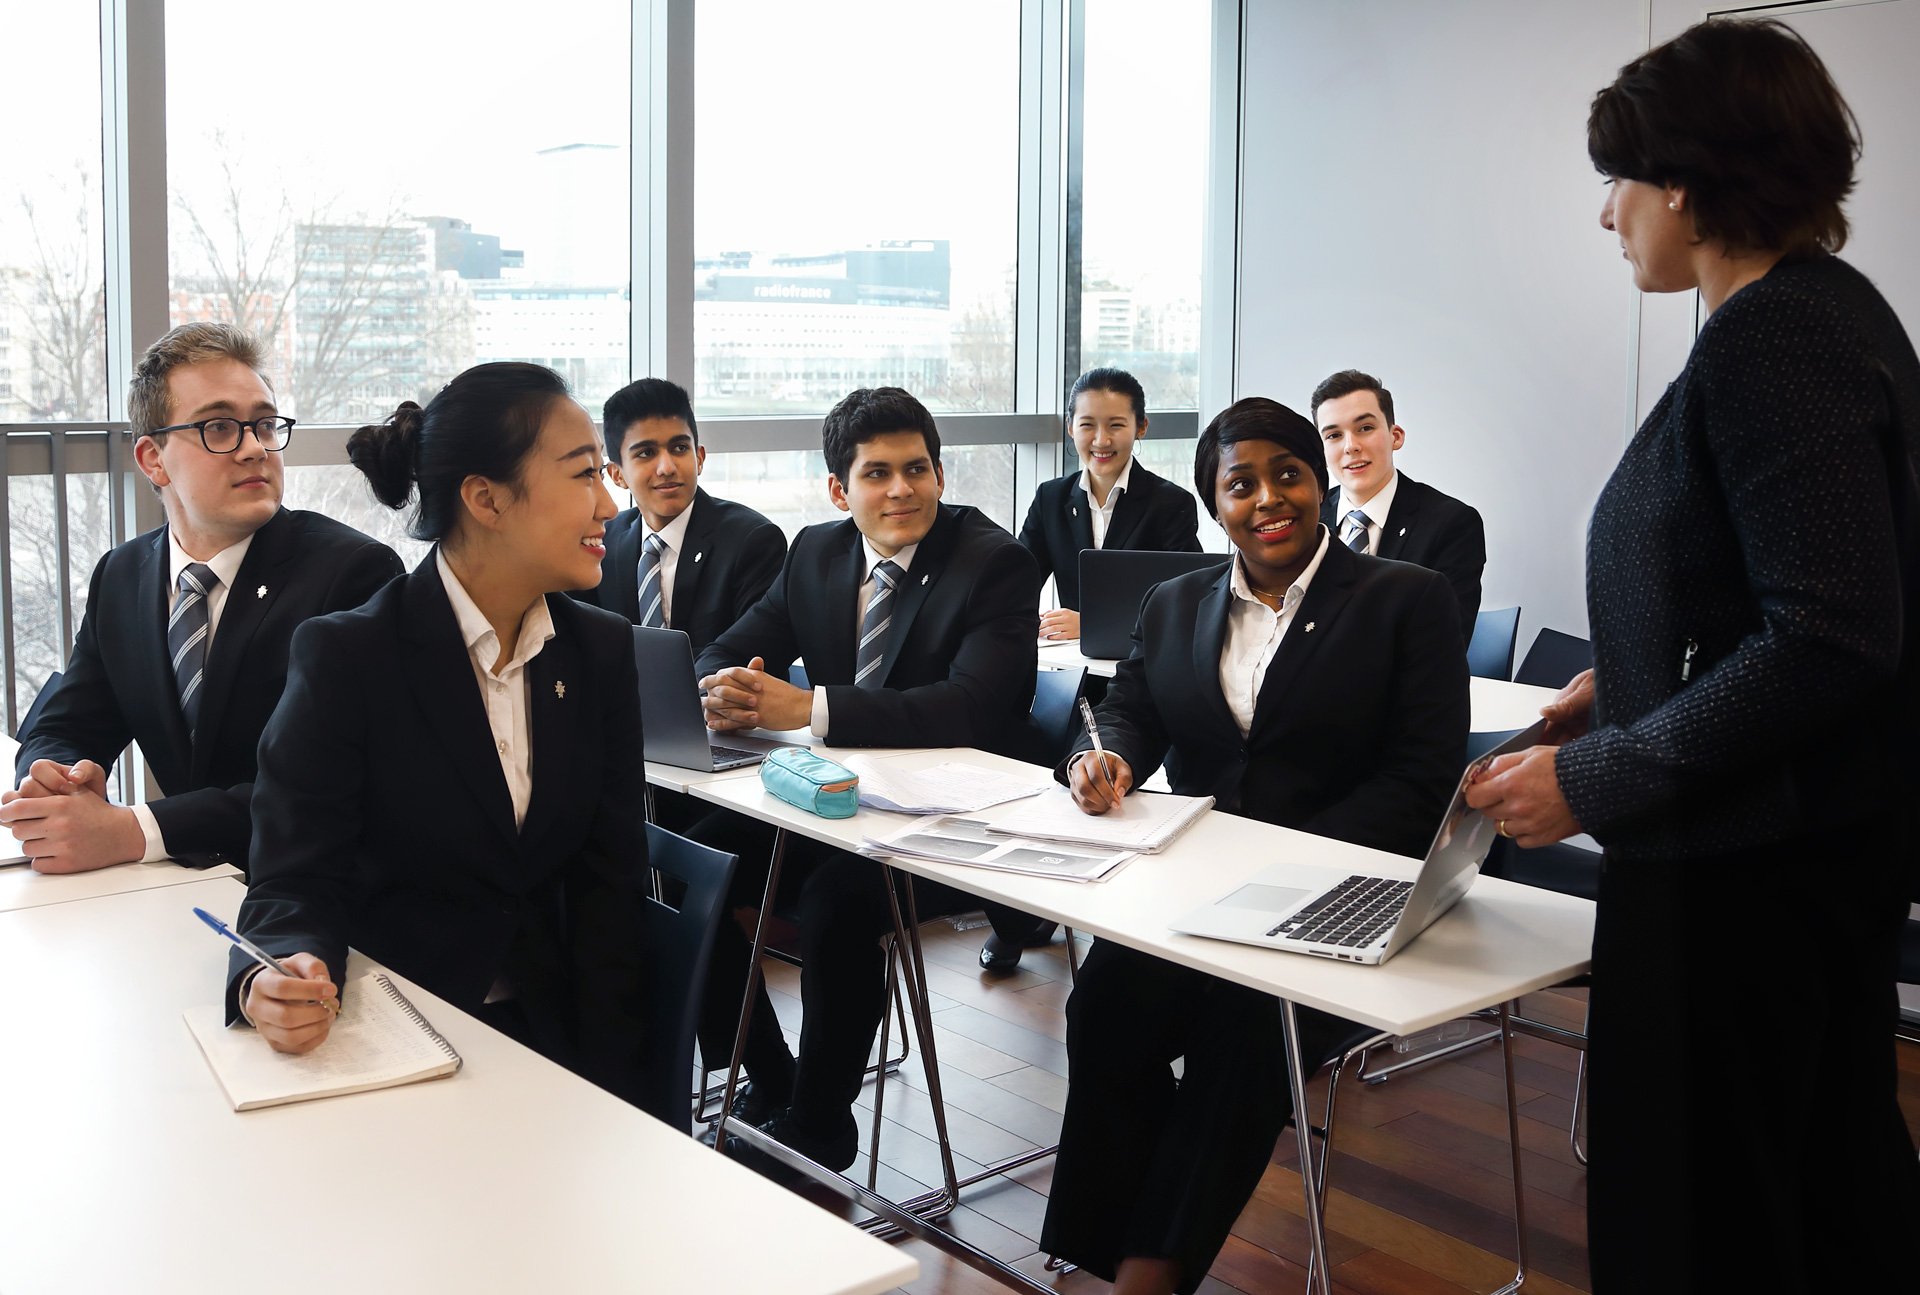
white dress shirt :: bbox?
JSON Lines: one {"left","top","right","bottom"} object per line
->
{"left": 640, "top": 496, "right": 697, "bottom": 626}
{"left": 437, "top": 549, "right": 555, "bottom": 830}
{"left": 1078, "top": 456, "right": 1136, "bottom": 551}
{"left": 1218, "top": 528, "right": 1331, "bottom": 738}
{"left": 133, "top": 530, "right": 256, "bottom": 862}
{"left": 809, "top": 536, "right": 922, "bottom": 736}
{"left": 1339, "top": 469, "right": 1399, "bottom": 555}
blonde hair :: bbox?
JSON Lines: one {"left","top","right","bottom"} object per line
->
{"left": 128, "top": 323, "right": 273, "bottom": 441}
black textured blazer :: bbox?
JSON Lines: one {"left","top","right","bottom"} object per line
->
{"left": 1019, "top": 462, "right": 1202, "bottom": 610}
{"left": 1556, "top": 255, "right": 1920, "bottom": 862}
{"left": 14, "top": 509, "right": 401, "bottom": 869}
{"left": 698, "top": 503, "right": 1041, "bottom": 757}
{"left": 1062, "top": 538, "right": 1468, "bottom": 859}
{"left": 1320, "top": 473, "right": 1485, "bottom": 644}
{"left": 228, "top": 561, "right": 653, "bottom": 1104}
{"left": 574, "top": 488, "right": 786, "bottom": 657}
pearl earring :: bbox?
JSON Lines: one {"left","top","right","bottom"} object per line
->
{"left": 1668, "top": 200, "right": 1680, "bottom": 211}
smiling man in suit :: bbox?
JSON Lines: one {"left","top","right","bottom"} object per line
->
{"left": 692, "top": 386, "right": 1040, "bottom": 1174}
{"left": 2, "top": 323, "right": 402, "bottom": 873}
{"left": 579, "top": 377, "right": 785, "bottom": 657}
{"left": 1313, "top": 369, "right": 1485, "bottom": 643}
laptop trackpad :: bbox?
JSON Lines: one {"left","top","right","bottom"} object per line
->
{"left": 1220, "top": 883, "right": 1313, "bottom": 915}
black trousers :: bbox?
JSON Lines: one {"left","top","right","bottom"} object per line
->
{"left": 1585, "top": 830, "right": 1920, "bottom": 1293}
{"left": 1039, "top": 939, "right": 1359, "bottom": 1294}
{"left": 692, "top": 808, "right": 971, "bottom": 1128}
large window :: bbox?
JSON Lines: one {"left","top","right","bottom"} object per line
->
{"left": 693, "top": 0, "right": 1022, "bottom": 417}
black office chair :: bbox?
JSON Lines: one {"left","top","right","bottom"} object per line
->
{"left": 1467, "top": 606, "right": 1521, "bottom": 681}
{"left": 17, "top": 670, "right": 63, "bottom": 740}
{"left": 637, "top": 823, "right": 739, "bottom": 1133}
{"left": 1514, "top": 627, "right": 1592, "bottom": 690}
{"left": 1896, "top": 917, "right": 1920, "bottom": 1046}
{"left": 1023, "top": 666, "right": 1088, "bottom": 766}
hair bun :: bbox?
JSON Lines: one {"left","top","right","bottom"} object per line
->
{"left": 346, "top": 401, "right": 424, "bottom": 509}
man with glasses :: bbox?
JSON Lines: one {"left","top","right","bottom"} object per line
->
{"left": 3, "top": 323, "right": 402, "bottom": 873}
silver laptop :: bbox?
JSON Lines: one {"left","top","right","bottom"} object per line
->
{"left": 1170, "top": 721, "right": 1548, "bottom": 965}
{"left": 632, "top": 627, "right": 787, "bottom": 772}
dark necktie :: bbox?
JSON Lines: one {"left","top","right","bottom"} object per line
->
{"left": 169, "top": 562, "right": 220, "bottom": 737}
{"left": 1344, "top": 508, "right": 1371, "bottom": 554}
{"left": 636, "top": 533, "right": 667, "bottom": 629}
{"left": 854, "top": 560, "right": 900, "bottom": 689}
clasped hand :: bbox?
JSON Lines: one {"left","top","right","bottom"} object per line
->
{"left": 0, "top": 759, "right": 146, "bottom": 873}
{"left": 697, "top": 656, "right": 814, "bottom": 733}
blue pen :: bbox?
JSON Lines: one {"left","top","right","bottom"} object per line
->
{"left": 192, "top": 906, "right": 296, "bottom": 980}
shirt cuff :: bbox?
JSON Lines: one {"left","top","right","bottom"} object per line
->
{"left": 809, "top": 686, "right": 829, "bottom": 738}
{"left": 235, "top": 965, "right": 265, "bottom": 1028}
{"left": 131, "top": 803, "right": 169, "bottom": 863}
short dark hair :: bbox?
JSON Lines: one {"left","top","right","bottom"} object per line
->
{"left": 1067, "top": 367, "right": 1147, "bottom": 424}
{"left": 1587, "top": 18, "right": 1859, "bottom": 257}
{"left": 821, "top": 387, "right": 941, "bottom": 483}
{"left": 601, "top": 377, "right": 699, "bottom": 462}
{"left": 347, "top": 362, "right": 571, "bottom": 543}
{"left": 1193, "top": 397, "right": 1327, "bottom": 519}
{"left": 1309, "top": 369, "right": 1394, "bottom": 427}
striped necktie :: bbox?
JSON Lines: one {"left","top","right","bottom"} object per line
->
{"left": 1343, "top": 508, "right": 1371, "bottom": 554}
{"left": 636, "top": 532, "right": 667, "bottom": 629}
{"left": 169, "top": 562, "right": 220, "bottom": 738}
{"left": 854, "top": 560, "right": 901, "bottom": 689}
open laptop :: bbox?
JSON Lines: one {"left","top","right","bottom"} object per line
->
{"left": 632, "top": 627, "right": 789, "bottom": 772}
{"left": 1170, "top": 721, "right": 1548, "bottom": 965}
{"left": 1079, "top": 550, "right": 1231, "bottom": 658}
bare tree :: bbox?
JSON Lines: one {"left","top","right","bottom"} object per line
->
{"left": 12, "top": 176, "right": 107, "bottom": 420}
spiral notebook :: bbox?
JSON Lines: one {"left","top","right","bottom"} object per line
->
{"left": 184, "top": 971, "right": 463, "bottom": 1111}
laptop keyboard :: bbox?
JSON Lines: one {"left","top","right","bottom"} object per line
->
{"left": 711, "top": 744, "right": 767, "bottom": 768}
{"left": 1267, "top": 874, "right": 1413, "bottom": 948}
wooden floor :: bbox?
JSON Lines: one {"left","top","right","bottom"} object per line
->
{"left": 741, "top": 918, "right": 1920, "bottom": 1295}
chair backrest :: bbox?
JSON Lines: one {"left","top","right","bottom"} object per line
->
{"left": 1514, "top": 628, "right": 1592, "bottom": 690}
{"left": 18, "top": 670, "right": 63, "bottom": 739}
{"left": 1467, "top": 607, "right": 1521, "bottom": 681}
{"left": 637, "top": 824, "right": 739, "bottom": 1132}
{"left": 1023, "top": 666, "right": 1088, "bottom": 766}
{"left": 1481, "top": 838, "right": 1602, "bottom": 902}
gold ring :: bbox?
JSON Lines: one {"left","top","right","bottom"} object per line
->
{"left": 1498, "top": 819, "right": 1511, "bottom": 838}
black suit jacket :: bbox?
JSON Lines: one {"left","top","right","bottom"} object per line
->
{"left": 1321, "top": 473, "right": 1485, "bottom": 643}
{"left": 14, "top": 509, "right": 401, "bottom": 869}
{"left": 228, "top": 562, "right": 652, "bottom": 1104}
{"left": 575, "top": 489, "right": 787, "bottom": 657}
{"left": 1065, "top": 538, "right": 1467, "bottom": 858}
{"left": 697, "top": 503, "right": 1041, "bottom": 757}
{"left": 1019, "top": 463, "right": 1202, "bottom": 610}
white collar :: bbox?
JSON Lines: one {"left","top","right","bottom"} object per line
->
{"left": 861, "top": 535, "right": 920, "bottom": 583}
{"left": 167, "top": 528, "right": 255, "bottom": 593}
{"left": 643, "top": 494, "right": 697, "bottom": 552}
{"left": 1077, "top": 455, "right": 1137, "bottom": 510}
{"left": 1228, "top": 525, "right": 1331, "bottom": 610}
{"left": 435, "top": 548, "right": 556, "bottom": 675}
{"left": 1344, "top": 469, "right": 1400, "bottom": 527}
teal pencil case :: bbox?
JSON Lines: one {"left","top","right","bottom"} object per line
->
{"left": 759, "top": 747, "right": 861, "bottom": 819}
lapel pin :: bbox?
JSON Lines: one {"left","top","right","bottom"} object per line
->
{"left": 921, "top": 574, "right": 929, "bottom": 586}
{"left": 1070, "top": 506, "right": 1077, "bottom": 516}
{"left": 1304, "top": 621, "right": 1316, "bottom": 633}
{"left": 694, "top": 551, "right": 704, "bottom": 563}
{"left": 554, "top": 681, "right": 567, "bottom": 700}
{"left": 1398, "top": 527, "right": 1407, "bottom": 537}
{"left": 255, "top": 585, "right": 267, "bottom": 599}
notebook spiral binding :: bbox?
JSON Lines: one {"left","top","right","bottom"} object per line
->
{"left": 375, "top": 973, "right": 464, "bottom": 1070}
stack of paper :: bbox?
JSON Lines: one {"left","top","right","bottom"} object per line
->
{"left": 841, "top": 757, "right": 1050, "bottom": 814}
{"left": 981, "top": 786, "right": 1213, "bottom": 853}
{"left": 862, "top": 814, "right": 1135, "bottom": 882}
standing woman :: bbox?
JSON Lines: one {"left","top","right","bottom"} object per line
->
{"left": 224, "top": 363, "right": 655, "bottom": 1107}
{"left": 1468, "top": 19, "right": 1919, "bottom": 1291}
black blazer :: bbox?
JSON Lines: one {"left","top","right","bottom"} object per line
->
{"left": 1065, "top": 538, "right": 1467, "bottom": 858}
{"left": 1321, "top": 473, "right": 1485, "bottom": 643}
{"left": 1019, "top": 463, "right": 1202, "bottom": 610}
{"left": 228, "top": 561, "right": 653, "bottom": 1104}
{"left": 697, "top": 503, "right": 1041, "bottom": 757}
{"left": 1557, "top": 255, "right": 1920, "bottom": 862}
{"left": 14, "top": 509, "right": 401, "bottom": 869}
{"left": 575, "top": 488, "right": 787, "bottom": 657}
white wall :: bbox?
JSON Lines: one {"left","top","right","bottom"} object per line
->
{"left": 1232, "top": 0, "right": 1920, "bottom": 652}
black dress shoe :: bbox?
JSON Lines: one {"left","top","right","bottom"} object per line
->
{"left": 978, "top": 920, "right": 1060, "bottom": 973}
{"left": 720, "top": 1108, "right": 860, "bottom": 1177}
{"left": 697, "top": 1078, "right": 790, "bottom": 1147}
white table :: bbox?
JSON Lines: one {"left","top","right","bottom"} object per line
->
{"left": 0, "top": 877, "right": 917, "bottom": 1295}
{"left": 688, "top": 747, "right": 1594, "bottom": 1295}
{"left": 0, "top": 857, "right": 243, "bottom": 913}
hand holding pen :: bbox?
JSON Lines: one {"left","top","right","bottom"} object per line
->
{"left": 1069, "top": 698, "right": 1134, "bottom": 815}
{"left": 194, "top": 907, "right": 338, "bottom": 1056}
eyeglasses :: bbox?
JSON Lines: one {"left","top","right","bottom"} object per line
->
{"left": 149, "top": 415, "right": 296, "bottom": 454}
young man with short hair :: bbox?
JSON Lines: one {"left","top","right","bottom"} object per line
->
{"left": 1313, "top": 369, "right": 1486, "bottom": 642}
{"left": 3, "top": 323, "right": 402, "bottom": 873}
{"left": 578, "top": 377, "right": 785, "bottom": 656}
{"left": 693, "top": 386, "right": 1040, "bottom": 1173}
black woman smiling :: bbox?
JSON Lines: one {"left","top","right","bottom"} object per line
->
{"left": 223, "top": 362, "right": 654, "bottom": 1106}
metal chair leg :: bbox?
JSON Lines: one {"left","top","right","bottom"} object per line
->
{"left": 1064, "top": 925, "right": 1080, "bottom": 981}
